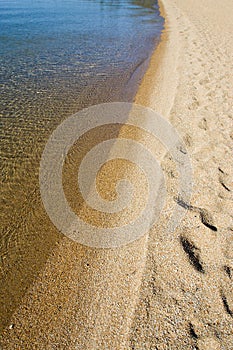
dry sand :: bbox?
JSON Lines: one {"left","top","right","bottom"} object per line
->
{"left": 132, "top": 0, "right": 233, "bottom": 349}
{"left": 1, "top": 0, "right": 233, "bottom": 349}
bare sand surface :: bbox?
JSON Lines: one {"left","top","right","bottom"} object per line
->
{"left": 132, "top": 0, "right": 233, "bottom": 349}
{"left": 1, "top": 0, "right": 233, "bottom": 349}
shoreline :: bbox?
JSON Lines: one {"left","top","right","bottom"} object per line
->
{"left": 0, "top": 3, "right": 172, "bottom": 346}
{"left": 134, "top": 0, "right": 179, "bottom": 118}
{"left": 1, "top": 0, "right": 233, "bottom": 349}
{"left": 1, "top": 2, "right": 171, "bottom": 348}
{"left": 0, "top": 2, "right": 164, "bottom": 341}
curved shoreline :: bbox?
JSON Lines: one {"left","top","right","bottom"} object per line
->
{"left": 1, "top": 0, "right": 233, "bottom": 348}
{"left": 0, "top": 1, "right": 175, "bottom": 348}
{"left": 1, "top": 2, "right": 173, "bottom": 348}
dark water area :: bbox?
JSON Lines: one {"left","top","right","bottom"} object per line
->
{"left": 0, "top": 0, "right": 163, "bottom": 331}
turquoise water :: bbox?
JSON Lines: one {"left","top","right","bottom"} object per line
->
{"left": 0, "top": 0, "right": 163, "bottom": 331}
{"left": 0, "top": 0, "right": 163, "bottom": 104}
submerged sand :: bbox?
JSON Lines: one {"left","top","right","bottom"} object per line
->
{"left": 1, "top": 0, "right": 233, "bottom": 349}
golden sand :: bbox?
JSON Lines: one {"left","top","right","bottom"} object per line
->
{"left": 1, "top": 0, "right": 232, "bottom": 349}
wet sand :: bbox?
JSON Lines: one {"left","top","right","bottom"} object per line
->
{"left": 1, "top": 0, "right": 233, "bottom": 349}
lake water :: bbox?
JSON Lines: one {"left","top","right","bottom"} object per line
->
{"left": 0, "top": 0, "right": 163, "bottom": 331}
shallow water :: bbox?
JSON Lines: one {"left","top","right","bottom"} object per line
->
{"left": 0, "top": 0, "right": 163, "bottom": 330}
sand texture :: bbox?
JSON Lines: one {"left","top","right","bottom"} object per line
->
{"left": 1, "top": 0, "right": 233, "bottom": 349}
{"left": 133, "top": 0, "right": 233, "bottom": 348}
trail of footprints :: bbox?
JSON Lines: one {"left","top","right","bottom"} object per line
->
{"left": 175, "top": 156, "right": 233, "bottom": 346}
{"left": 129, "top": 8, "right": 233, "bottom": 348}
{"left": 179, "top": 230, "right": 233, "bottom": 347}
{"left": 175, "top": 20, "right": 233, "bottom": 347}
{"left": 176, "top": 193, "right": 233, "bottom": 325}
{"left": 171, "top": 6, "right": 233, "bottom": 348}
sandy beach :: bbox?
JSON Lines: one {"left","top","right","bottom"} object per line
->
{"left": 1, "top": 0, "right": 233, "bottom": 349}
{"left": 132, "top": 0, "right": 233, "bottom": 348}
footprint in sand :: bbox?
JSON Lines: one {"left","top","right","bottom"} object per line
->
{"left": 189, "top": 322, "right": 198, "bottom": 340}
{"left": 176, "top": 197, "right": 218, "bottom": 232}
{"left": 218, "top": 167, "right": 231, "bottom": 192}
{"left": 180, "top": 236, "right": 205, "bottom": 273}
{"left": 223, "top": 265, "right": 232, "bottom": 279}
{"left": 198, "top": 117, "right": 208, "bottom": 131}
{"left": 199, "top": 208, "right": 218, "bottom": 232}
{"left": 220, "top": 290, "right": 233, "bottom": 318}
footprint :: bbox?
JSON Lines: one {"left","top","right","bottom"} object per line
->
{"left": 183, "top": 133, "right": 193, "bottom": 147}
{"left": 223, "top": 265, "right": 232, "bottom": 279}
{"left": 180, "top": 236, "right": 205, "bottom": 273}
{"left": 198, "top": 117, "right": 208, "bottom": 131}
{"left": 175, "top": 196, "right": 193, "bottom": 210}
{"left": 218, "top": 167, "right": 231, "bottom": 192}
{"left": 199, "top": 209, "right": 218, "bottom": 232}
{"left": 175, "top": 197, "right": 218, "bottom": 232}
{"left": 189, "top": 322, "right": 198, "bottom": 339}
{"left": 221, "top": 291, "right": 233, "bottom": 317}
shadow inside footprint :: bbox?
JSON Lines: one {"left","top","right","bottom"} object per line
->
{"left": 180, "top": 236, "right": 205, "bottom": 273}
{"left": 223, "top": 265, "right": 232, "bottom": 279}
{"left": 218, "top": 167, "right": 231, "bottom": 191}
{"left": 175, "top": 197, "right": 217, "bottom": 232}
{"left": 199, "top": 209, "right": 217, "bottom": 231}
{"left": 221, "top": 291, "right": 233, "bottom": 317}
{"left": 189, "top": 322, "right": 198, "bottom": 339}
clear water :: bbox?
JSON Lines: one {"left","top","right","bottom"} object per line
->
{"left": 0, "top": 0, "right": 163, "bottom": 330}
